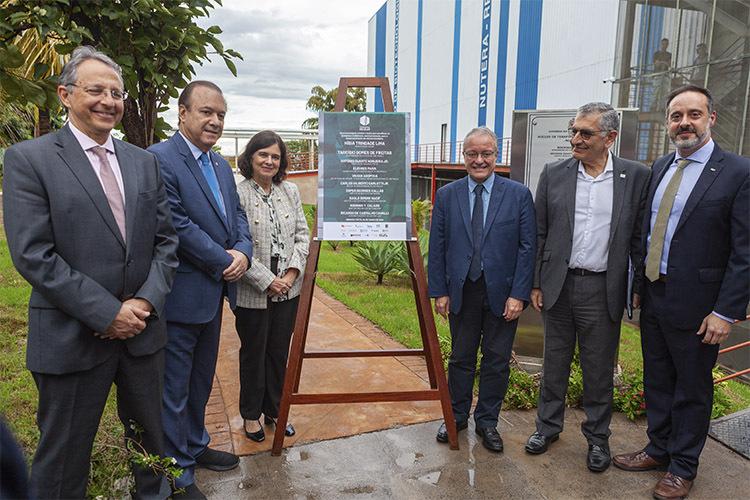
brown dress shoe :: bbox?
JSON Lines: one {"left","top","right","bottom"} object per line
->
{"left": 612, "top": 450, "right": 667, "bottom": 471}
{"left": 653, "top": 472, "right": 693, "bottom": 499}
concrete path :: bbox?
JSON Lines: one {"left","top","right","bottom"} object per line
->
{"left": 201, "top": 286, "right": 749, "bottom": 498}
{"left": 197, "top": 409, "right": 749, "bottom": 499}
{"left": 206, "top": 286, "right": 444, "bottom": 456}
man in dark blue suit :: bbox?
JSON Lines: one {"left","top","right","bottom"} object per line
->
{"left": 614, "top": 85, "right": 749, "bottom": 500}
{"left": 428, "top": 127, "right": 536, "bottom": 452}
{"left": 149, "top": 81, "right": 252, "bottom": 498}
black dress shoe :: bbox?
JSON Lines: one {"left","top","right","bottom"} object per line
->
{"left": 171, "top": 483, "right": 207, "bottom": 499}
{"left": 475, "top": 426, "right": 504, "bottom": 452}
{"left": 436, "top": 420, "right": 468, "bottom": 443}
{"left": 195, "top": 447, "right": 239, "bottom": 471}
{"left": 587, "top": 444, "right": 611, "bottom": 472}
{"left": 525, "top": 431, "right": 559, "bottom": 455}
{"left": 244, "top": 419, "right": 265, "bottom": 442}
{"left": 264, "top": 415, "right": 296, "bottom": 436}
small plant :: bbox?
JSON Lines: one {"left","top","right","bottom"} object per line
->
{"left": 411, "top": 199, "right": 432, "bottom": 232}
{"left": 351, "top": 241, "right": 401, "bottom": 284}
{"left": 613, "top": 371, "right": 646, "bottom": 421}
{"left": 565, "top": 358, "right": 584, "bottom": 407}
{"left": 711, "top": 367, "right": 734, "bottom": 419}
{"left": 125, "top": 420, "right": 183, "bottom": 493}
{"left": 326, "top": 240, "right": 341, "bottom": 251}
{"left": 396, "top": 230, "right": 430, "bottom": 276}
{"left": 504, "top": 367, "right": 540, "bottom": 410}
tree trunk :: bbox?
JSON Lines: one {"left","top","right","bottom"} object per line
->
{"left": 121, "top": 97, "right": 146, "bottom": 149}
{"left": 35, "top": 108, "right": 51, "bottom": 137}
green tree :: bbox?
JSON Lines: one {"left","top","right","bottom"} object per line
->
{"left": 302, "top": 85, "right": 366, "bottom": 129}
{"left": 0, "top": 0, "right": 241, "bottom": 147}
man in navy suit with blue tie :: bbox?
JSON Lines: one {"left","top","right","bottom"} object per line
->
{"left": 614, "top": 85, "right": 749, "bottom": 499}
{"left": 428, "top": 127, "right": 536, "bottom": 452}
{"left": 149, "top": 81, "right": 252, "bottom": 498}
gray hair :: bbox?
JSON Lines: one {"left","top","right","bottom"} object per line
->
{"left": 463, "top": 126, "right": 498, "bottom": 151}
{"left": 577, "top": 102, "right": 619, "bottom": 132}
{"left": 58, "top": 46, "right": 123, "bottom": 87}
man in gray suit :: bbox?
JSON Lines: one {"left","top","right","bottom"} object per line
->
{"left": 2, "top": 46, "right": 178, "bottom": 498}
{"left": 524, "top": 103, "right": 650, "bottom": 472}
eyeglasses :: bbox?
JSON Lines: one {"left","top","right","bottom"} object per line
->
{"left": 567, "top": 127, "right": 608, "bottom": 140}
{"left": 463, "top": 150, "right": 497, "bottom": 160}
{"left": 68, "top": 84, "right": 128, "bottom": 101}
{"left": 257, "top": 152, "right": 281, "bottom": 162}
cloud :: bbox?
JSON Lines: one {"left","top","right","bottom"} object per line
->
{"left": 163, "top": 0, "right": 384, "bottom": 131}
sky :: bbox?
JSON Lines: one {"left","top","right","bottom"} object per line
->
{"left": 162, "top": 0, "right": 385, "bottom": 136}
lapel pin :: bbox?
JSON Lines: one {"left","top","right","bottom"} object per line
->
{"left": 710, "top": 167, "right": 716, "bottom": 172}
{"left": 620, "top": 173, "right": 626, "bottom": 178}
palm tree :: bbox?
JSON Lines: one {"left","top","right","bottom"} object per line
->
{"left": 302, "top": 85, "right": 366, "bottom": 129}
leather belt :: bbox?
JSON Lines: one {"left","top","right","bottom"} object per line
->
{"left": 568, "top": 268, "right": 606, "bottom": 277}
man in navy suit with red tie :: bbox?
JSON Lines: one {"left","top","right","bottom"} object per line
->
{"left": 614, "top": 85, "right": 749, "bottom": 499}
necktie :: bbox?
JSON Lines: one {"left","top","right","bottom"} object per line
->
{"left": 199, "top": 152, "right": 226, "bottom": 217}
{"left": 468, "top": 183, "right": 485, "bottom": 282}
{"left": 90, "top": 146, "right": 126, "bottom": 240}
{"left": 645, "top": 158, "right": 691, "bottom": 282}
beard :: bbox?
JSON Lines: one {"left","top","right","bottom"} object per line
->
{"left": 670, "top": 126, "right": 710, "bottom": 150}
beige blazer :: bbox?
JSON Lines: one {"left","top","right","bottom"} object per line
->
{"left": 236, "top": 178, "right": 310, "bottom": 309}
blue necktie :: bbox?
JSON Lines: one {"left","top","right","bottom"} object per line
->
{"left": 468, "top": 183, "right": 484, "bottom": 282}
{"left": 199, "top": 152, "right": 226, "bottom": 217}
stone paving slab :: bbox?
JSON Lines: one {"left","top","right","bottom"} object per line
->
{"left": 197, "top": 409, "right": 749, "bottom": 499}
{"left": 208, "top": 286, "right": 444, "bottom": 457}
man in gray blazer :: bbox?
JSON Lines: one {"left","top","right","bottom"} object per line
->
{"left": 524, "top": 103, "right": 650, "bottom": 472}
{"left": 2, "top": 46, "right": 178, "bottom": 498}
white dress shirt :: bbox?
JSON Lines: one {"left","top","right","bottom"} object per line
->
{"left": 569, "top": 152, "right": 614, "bottom": 272}
{"left": 68, "top": 122, "right": 126, "bottom": 206}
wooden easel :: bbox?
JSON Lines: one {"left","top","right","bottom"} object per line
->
{"left": 271, "top": 77, "right": 458, "bottom": 455}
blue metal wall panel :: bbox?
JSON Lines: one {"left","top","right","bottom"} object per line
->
{"left": 375, "top": 2, "right": 387, "bottom": 112}
{"left": 514, "top": 0, "right": 544, "bottom": 110}
{"left": 449, "top": 0, "right": 462, "bottom": 162}
{"left": 477, "top": 0, "right": 492, "bottom": 126}
{"left": 414, "top": 0, "right": 424, "bottom": 160}
{"left": 493, "top": 0, "right": 510, "bottom": 138}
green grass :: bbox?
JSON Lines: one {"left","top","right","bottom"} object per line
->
{"left": 314, "top": 242, "right": 750, "bottom": 415}
{"left": 618, "top": 322, "right": 750, "bottom": 414}
{"left": 317, "top": 243, "right": 451, "bottom": 353}
{"left": 0, "top": 233, "right": 131, "bottom": 497}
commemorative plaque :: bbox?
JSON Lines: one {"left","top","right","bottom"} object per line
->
{"left": 317, "top": 111, "right": 412, "bottom": 240}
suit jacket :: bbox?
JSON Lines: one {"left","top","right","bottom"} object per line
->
{"left": 236, "top": 179, "right": 310, "bottom": 309}
{"left": 642, "top": 143, "right": 749, "bottom": 329}
{"left": 148, "top": 133, "right": 252, "bottom": 324}
{"left": 2, "top": 124, "right": 179, "bottom": 374}
{"left": 428, "top": 174, "right": 536, "bottom": 318}
{"left": 534, "top": 155, "right": 651, "bottom": 321}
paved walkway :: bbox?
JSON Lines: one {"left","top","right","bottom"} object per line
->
{"left": 206, "top": 286, "right": 443, "bottom": 456}
{"left": 201, "top": 286, "right": 749, "bottom": 498}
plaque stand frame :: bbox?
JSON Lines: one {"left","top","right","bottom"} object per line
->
{"left": 271, "top": 77, "right": 458, "bottom": 455}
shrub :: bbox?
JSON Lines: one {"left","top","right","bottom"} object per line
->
{"left": 504, "top": 367, "right": 540, "bottom": 410}
{"left": 396, "top": 230, "right": 429, "bottom": 276}
{"left": 613, "top": 371, "right": 646, "bottom": 421}
{"left": 351, "top": 241, "right": 402, "bottom": 284}
{"left": 412, "top": 198, "right": 432, "bottom": 232}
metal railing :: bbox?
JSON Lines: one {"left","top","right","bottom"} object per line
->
{"left": 714, "top": 314, "right": 750, "bottom": 384}
{"left": 284, "top": 137, "right": 514, "bottom": 173}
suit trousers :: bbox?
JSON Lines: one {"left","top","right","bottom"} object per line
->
{"left": 536, "top": 272, "right": 620, "bottom": 445}
{"left": 31, "top": 345, "right": 168, "bottom": 499}
{"left": 162, "top": 300, "right": 224, "bottom": 488}
{"left": 234, "top": 296, "right": 299, "bottom": 420}
{"left": 448, "top": 274, "right": 516, "bottom": 428}
{"left": 641, "top": 280, "right": 719, "bottom": 480}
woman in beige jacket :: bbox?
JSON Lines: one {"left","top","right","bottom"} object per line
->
{"left": 235, "top": 131, "right": 310, "bottom": 441}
